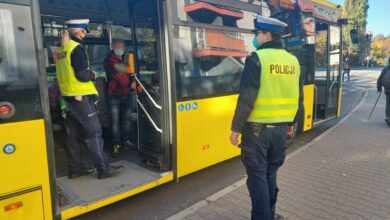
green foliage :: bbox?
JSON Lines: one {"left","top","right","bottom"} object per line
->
{"left": 370, "top": 35, "right": 390, "bottom": 66}
{"left": 342, "top": 0, "right": 369, "bottom": 63}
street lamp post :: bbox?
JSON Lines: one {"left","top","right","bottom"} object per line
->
{"left": 366, "top": 31, "right": 373, "bottom": 68}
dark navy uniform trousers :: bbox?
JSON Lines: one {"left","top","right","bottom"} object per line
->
{"left": 240, "top": 122, "right": 288, "bottom": 220}
{"left": 64, "top": 96, "right": 110, "bottom": 173}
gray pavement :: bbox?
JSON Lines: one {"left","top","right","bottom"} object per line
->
{"left": 173, "top": 83, "right": 390, "bottom": 219}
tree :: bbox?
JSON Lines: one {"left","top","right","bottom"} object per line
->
{"left": 342, "top": 0, "right": 369, "bottom": 64}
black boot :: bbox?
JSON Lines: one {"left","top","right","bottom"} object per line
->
{"left": 98, "top": 165, "right": 124, "bottom": 179}
{"left": 68, "top": 168, "right": 94, "bottom": 179}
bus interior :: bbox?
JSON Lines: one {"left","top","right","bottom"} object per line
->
{"left": 40, "top": 0, "right": 172, "bottom": 209}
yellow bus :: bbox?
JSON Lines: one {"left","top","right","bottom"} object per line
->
{"left": 0, "top": 0, "right": 343, "bottom": 219}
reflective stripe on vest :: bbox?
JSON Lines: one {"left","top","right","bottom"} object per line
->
{"left": 56, "top": 40, "right": 98, "bottom": 96}
{"left": 247, "top": 48, "right": 300, "bottom": 123}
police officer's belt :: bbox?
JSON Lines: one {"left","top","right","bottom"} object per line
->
{"left": 246, "top": 122, "right": 287, "bottom": 138}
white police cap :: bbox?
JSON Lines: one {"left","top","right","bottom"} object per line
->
{"left": 254, "top": 15, "right": 287, "bottom": 33}
{"left": 65, "top": 19, "right": 90, "bottom": 30}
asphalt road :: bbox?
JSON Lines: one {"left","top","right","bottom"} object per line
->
{"left": 75, "top": 68, "right": 382, "bottom": 220}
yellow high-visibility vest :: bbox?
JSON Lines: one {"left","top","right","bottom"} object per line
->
{"left": 56, "top": 40, "right": 98, "bottom": 96}
{"left": 247, "top": 48, "right": 300, "bottom": 123}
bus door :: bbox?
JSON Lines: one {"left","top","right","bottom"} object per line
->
{"left": 129, "top": 0, "right": 171, "bottom": 170}
{"left": 37, "top": 0, "right": 174, "bottom": 214}
{"left": 325, "top": 25, "right": 341, "bottom": 118}
{"left": 314, "top": 22, "right": 341, "bottom": 121}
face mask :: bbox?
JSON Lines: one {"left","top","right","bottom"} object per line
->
{"left": 253, "top": 36, "right": 260, "bottom": 49}
{"left": 114, "top": 49, "right": 125, "bottom": 56}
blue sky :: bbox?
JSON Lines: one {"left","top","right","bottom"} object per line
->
{"left": 332, "top": 0, "right": 390, "bottom": 37}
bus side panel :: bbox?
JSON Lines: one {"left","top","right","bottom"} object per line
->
{"left": 176, "top": 95, "right": 240, "bottom": 178}
{"left": 303, "top": 84, "right": 315, "bottom": 132}
{"left": 0, "top": 120, "right": 52, "bottom": 220}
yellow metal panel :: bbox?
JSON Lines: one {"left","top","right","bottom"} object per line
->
{"left": 61, "top": 172, "right": 173, "bottom": 220}
{"left": 176, "top": 95, "right": 240, "bottom": 177}
{"left": 303, "top": 85, "right": 315, "bottom": 132}
{"left": 0, "top": 190, "right": 44, "bottom": 220}
{"left": 0, "top": 120, "right": 52, "bottom": 220}
{"left": 337, "top": 87, "right": 342, "bottom": 117}
{"left": 312, "top": 0, "right": 340, "bottom": 9}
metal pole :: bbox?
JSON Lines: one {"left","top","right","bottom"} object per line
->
{"left": 368, "top": 92, "right": 382, "bottom": 119}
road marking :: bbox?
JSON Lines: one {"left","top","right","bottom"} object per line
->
{"left": 166, "top": 91, "right": 369, "bottom": 220}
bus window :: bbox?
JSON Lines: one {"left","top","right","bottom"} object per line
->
{"left": 314, "top": 22, "right": 329, "bottom": 119}
{"left": 174, "top": 26, "right": 253, "bottom": 100}
{"left": 0, "top": 5, "right": 42, "bottom": 123}
{"left": 315, "top": 23, "right": 328, "bottom": 81}
{"left": 111, "top": 24, "right": 132, "bottom": 40}
{"left": 176, "top": 0, "right": 257, "bottom": 30}
{"left": 133, "top": 1, "right": 160, "bottom": 98}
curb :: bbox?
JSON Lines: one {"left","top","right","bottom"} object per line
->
{"left": 166, "top": 91, "right": 369, "bottom": 220}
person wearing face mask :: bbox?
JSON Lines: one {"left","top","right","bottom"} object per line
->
{"left": 56, "top": 19, "right": 123, "bottom": 179}
{"left": 230, "top": 15, "right": 303, "bottom": 220}
{"left": 104, "top": 39, "right": 137, "bottom": 157}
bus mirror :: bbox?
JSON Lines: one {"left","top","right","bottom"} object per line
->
{"left": 124, "top": 52, "right": 135, "bottom": 74}
{"left": 350, "top": 29, "right": 359, "bottom": 44}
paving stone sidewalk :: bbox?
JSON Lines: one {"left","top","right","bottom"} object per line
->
{"left": 174, "top": 91, "right": 390, "bottom": 220}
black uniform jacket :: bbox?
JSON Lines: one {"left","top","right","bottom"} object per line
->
{"left": 70, "top": 36, "right": 96, "bottom": 82}
{"left": 377, "top": 65, "right": 390, "bottom": 94}
{"left": 231, "top": 40, "right": 304, "bottom": 133}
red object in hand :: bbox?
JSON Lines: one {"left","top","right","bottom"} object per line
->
{"left": 137, "top": 85, "right": 143, "bottom": 94}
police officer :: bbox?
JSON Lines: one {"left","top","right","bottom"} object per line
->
{"left": 56, "top": 19, "right": 123, "bottom": 179}
{"left": 230, "top": 15, "right": 303, "bottom": 220}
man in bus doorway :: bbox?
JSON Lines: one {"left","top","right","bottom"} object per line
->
{"left": 56, "top": 19, "right": 123, "bottom": 179}
{"left": 230, "top": 15, "right": 303, "bottom": 220}
{"left": 104, "top": 39, "right": 137, "bottom": 157}
{"left": 377, "top": 57, "right": 390, "bottom": 127}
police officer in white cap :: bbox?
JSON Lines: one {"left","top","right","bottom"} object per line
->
{"left": 56, "top": 19, "right": 123, "bottom": 179}
{"left": 230, "top": 15, "right": 303, "bottom": 220}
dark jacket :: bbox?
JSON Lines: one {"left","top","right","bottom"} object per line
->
{"left": 70, "top": 36, "right": 96, "bottom": 82}
{"left": 377, "top": 65, "right": 390, "bottom": 94}
{"left": 104, "top": 51, "right": 134, "bottom": 96}
{"left": 231, "top": 40, "right": 304, "bottom": 133}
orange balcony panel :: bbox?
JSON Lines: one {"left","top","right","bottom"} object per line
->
{"left": 205, "top": 30, "right": 246, "bottom": 52}
{"left": 192, "top": 49, "right": 248, "bottom": 57}
{"left": 184, "top": 2, "right": 243, "bottom": 19}
{"left": 268, "top": 0, "right": 295, "bottom": 10}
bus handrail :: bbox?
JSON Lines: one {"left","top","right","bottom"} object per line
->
{"left": 134, "top": 76, "right": 162, "bottom": 110}
{"left": 328, "top": 77, "right": 337, "bottom": 92}
{"left": 137, "top": 99, "right": 162, "bottom": 133}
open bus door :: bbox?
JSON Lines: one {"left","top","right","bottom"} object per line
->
{"left": 325, "top": 25, "right": 341, "bottom": 118}
{"left": 314, "top": 22, "right": 341, "bottom": 123}
{"left": 37, "top": 0, "right": 174, "bottom": 218}
{"left": 129, "top": 0, "right": 171, "bottom": 170}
